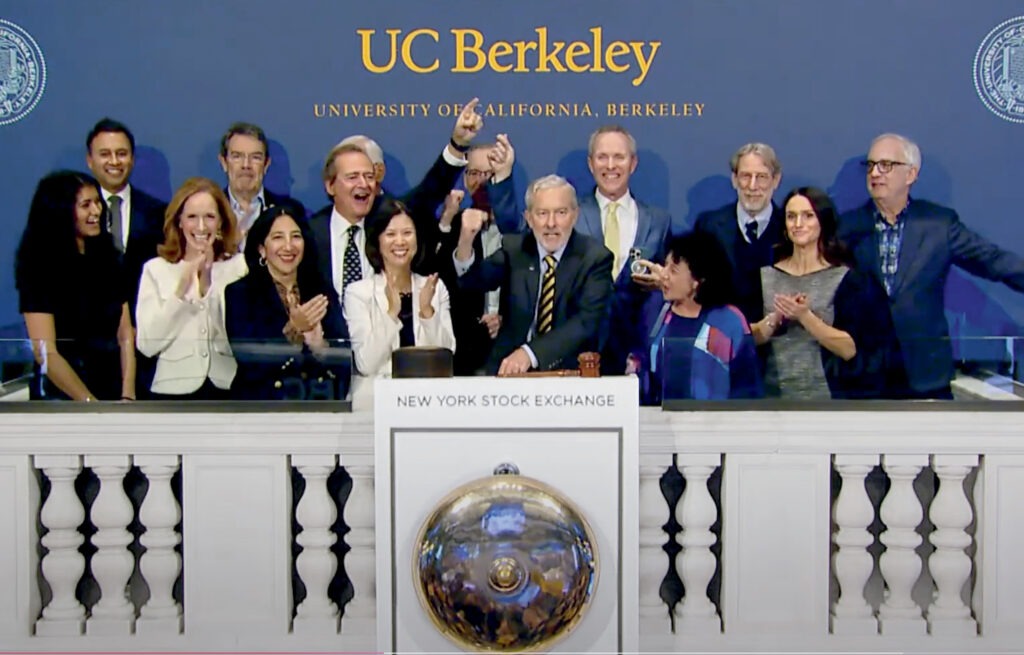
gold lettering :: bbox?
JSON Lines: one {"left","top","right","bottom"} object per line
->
{"left": 695, "top": 103, "right": 705, "bottom": 116}
{"left": 329, "top": 104, "right": 341, "bottom": 117}
{"left": 682, "top": 104, "right": 692, "bottom": 116}
{"left": 631, "top": 103, "right": 641, "bottom": 116}
{"left": 451, "top": 28, "right": 486, "bottom": 73}
{"left": 513, "top": 41, "right": 536, "bottom": 72}
{"left": 419, "top": 103, "right": 430, "bottom": 115}
{"left": 357, "top": 28, "right": 402, "bottom": 74}
{"left": 437, "top": 104, "right": 452, "bottom": 117}
{"left": 645, "top": 104, "right": 656, "bottom": 117}
{"left": 604, "top": 41, "right": 630, "bottom": 72}
{"left": 401, "top": 28, "right": 439, "bottom": 73}
{"left": 590, "top": 27, "right": 605, "bottom": 72}
{"left": 313, "top": 104, "right": 326, "bottom": 118}
{"left": 488, "top": 41, "right": 514, "bottom": 73}
{"left": 564, "top": 41, "right": 590, "bottom": 73}
{"left": 660, "top": 103, "right": 669, "bottom": 116}
{"left": 545, "top": 104, "right": 555, "bottom": 117}
{"left": 535, "top": 28, "right": 567, "bottom": 73}
{"left": 630, "top": 40, "right": 661, "bottom": 86}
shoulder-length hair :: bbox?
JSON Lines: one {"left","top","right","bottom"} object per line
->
{"left": 775, "top": 187, "right": 850, "bottom": 266}
{"left": 157, "top": 177, "right": 240, "bottom": 262}
{"left": 665, "top": 230, "right": 735, "bottom": 309}
{"left": 15, "top": 170, "right": 114, "bottom": 291}
{"left": 364, "top": 197, "right": 426, "bottom": 274}
{"left": 242, "top": 203, "right": 330, "bottom": 301}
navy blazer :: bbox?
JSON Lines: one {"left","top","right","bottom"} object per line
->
{"left": 119, "top": 187, "right": 167, "bottom": 311}
{"left": 456, "top": 230, "right": 613, "bottom": 373}
{"left": 224, "top": 273, "right": 349, "bottom": 400}
{"left": 693, "top": 202, "right": 785, "bottom": 325}
{"left": 576, "top": 191, "right": 671, "bottom": 373}
{"left": 839, "top": 198, "right": 1024, "bottom": 393}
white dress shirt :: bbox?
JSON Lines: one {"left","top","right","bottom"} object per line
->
{"left": 596, "top": 189, "right": 638, "bottom": 278}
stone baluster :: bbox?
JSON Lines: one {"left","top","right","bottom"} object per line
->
{"left": 638, "top": 459, "right": 671, "bottom": 633}
{"left": 927, "top": 454, "right": 978, "bottom": 636}
{"left": 830, "top": 454, "right": 880, "bottom": 635}
{"left": 34, "top": 455, "right": 86, "bottom": 636}
{"left": 293, "top": 454, "right": 340, "bottom": 635}
{"left": 878, "top": 454, "right": 927, "bottom": 635}
{"left": 84, "top": 455, "right": 135, "bottom": 635}
{"left": 341, "top": 464, "right": 375, "bottom": 635}
{"left": 674, "top": 454, "right": 721, "bottom": 634}
{"left": 134, "top": 455, "right": 182, "bottom": 635}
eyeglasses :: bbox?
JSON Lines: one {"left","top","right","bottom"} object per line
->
{"left": 466, "top": 168, "right": 493, "bottom": 179}
{"left": 736, "top": 172, "right": 773, "bottom": 186}
{"left": 862, "top": 159, "right": 909, "bottom": 174}
{"left": 227, "top": 151, "right": 266, "bottom": 165}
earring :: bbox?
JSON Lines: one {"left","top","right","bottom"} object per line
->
{"left": 258, "top": 255, "right": 267, "bottom": 268}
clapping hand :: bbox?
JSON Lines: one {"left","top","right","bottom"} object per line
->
{"left": 419, "top": 273, "right": 439, "bottom": 319}
{"left": 290, "top": 294, "right": 329, "bottom": 332}
{"left": 773, "top": 292, "right": 810, "bottom": 321}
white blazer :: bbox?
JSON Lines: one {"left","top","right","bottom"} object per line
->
{"left": 135, "top": 255, "right": 248, "bottom": 395}
{"left": 343, "top": 272, "right": 456, "bottom": 406}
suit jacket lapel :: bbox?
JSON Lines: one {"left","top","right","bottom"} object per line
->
{"left": 579, "top": 193, "right": 603, "bottom": 239}
{"left": 554, "top": 233, "right": 583, "bottom": 321}
{"left": 892, "top": 206, "right": 926, "bottom": 296}
{"left": 519, "top": 236, "right": 540, "bottom": 331}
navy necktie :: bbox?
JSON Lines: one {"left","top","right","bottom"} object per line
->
{"left": 744, "top": 220, "right": 759, "bottom": 244}
{"left": 342, "top": 224, "right": 362, "bottom": 290}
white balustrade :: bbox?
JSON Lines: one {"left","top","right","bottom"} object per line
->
{"left": 927, "top": 454, "right": 978, "bottom": 636}
{"left": 341, "top": 463, "right": 375, "bottom": 635}
{"left": 638, "top": 459, "right": 671, "bottom": 633}
{"left": 134, "top": 454, "right": 182, "bottom": 635}
{"left": 292, "top": 454, "right": 340, "bottom": 635}
{"left": 831, "top": 454, "right": 880, "bottom": 635}
{"left": 84, "top": 454, "right": 135, "bottom": 635}
{"left": 878, "top": 454, "right": 928, "bottom": 635}
{"left": 675, "top": 454, "right": 721, "bottom": 634}
{"left": 34, "top": 455, "right": 86, "bottom": 637}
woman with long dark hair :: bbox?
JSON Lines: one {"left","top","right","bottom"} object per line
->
{"left": 224, "top": 204, "right": 348, "bottom": 400}
{"left": 15, "top": 170, "right": 136, "bottom": 401}
{"left": 752, "top": 187, "right": 903, "bottom": 398}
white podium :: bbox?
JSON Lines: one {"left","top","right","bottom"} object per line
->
{"left": 374, "top": 376, "right": 639, "bottom": 653}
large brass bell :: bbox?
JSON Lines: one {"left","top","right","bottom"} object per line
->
{"left": 413, "top": 464, "right": 599, "bottom": 652}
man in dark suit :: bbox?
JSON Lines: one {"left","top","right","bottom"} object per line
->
{"left": 839, "top": 133, "right": 1024, "bottom": 399}
{"left": 693, "top": 142, "right": 786, "bottom": 325}
{"left": 308, "top": 98, "right": 484, "bottom": 324}
{"left": 452, "top": 175, "right": 614, "bottom": 375}
{"left": 218, "top": 122, "right": 306, "bottom": 248}
{"left": 86, "top": 118, "right": 166, "bottom": 400}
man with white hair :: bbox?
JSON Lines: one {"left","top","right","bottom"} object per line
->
{"left": 839, "top": 132, "right": 1024, "bottom": 399}
{"left": 452, "top": 174, "right": 613, "bottom": 375}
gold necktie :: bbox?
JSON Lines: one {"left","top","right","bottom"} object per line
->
{"left": 537, "top": 255, "right": 557, "bottom": 335}
{"left": 604, "top": 201, "right": 620, "bottom": 278}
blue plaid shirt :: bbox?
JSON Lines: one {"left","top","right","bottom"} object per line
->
{"left": 874, "top": 206, "right": 909, "bottom": 296}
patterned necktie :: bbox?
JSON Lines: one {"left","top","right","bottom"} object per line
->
{"left": 744, "top": 220, "right": 759, "bottom": 244}
{"left": 537, "top": 255, "right": 557, "bottom": 335}
{"left": 342, "top": 224, "right": 362, "bottom": 290}
{"left": 108, "top": 195, "right": 124, "bottom": 252}
{"left": 604, "top": 201, "right": 620, "bottom": 277}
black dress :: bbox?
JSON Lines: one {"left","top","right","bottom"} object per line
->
{"left": 18, "top": 249, "right": 126, "bottom": 400}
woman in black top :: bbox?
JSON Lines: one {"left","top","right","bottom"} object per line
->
{"left": 225, "top": 204, "right": 349, "bottom": 400}
{"left": 15, "top": 171, "right": 135, "bottom": 401}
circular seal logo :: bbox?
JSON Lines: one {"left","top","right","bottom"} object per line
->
{"left": 0, "top": 19, "right": 46, "bottom": 127}
{"left": 974, "top": 16, "right": 1024, "bottom": 124}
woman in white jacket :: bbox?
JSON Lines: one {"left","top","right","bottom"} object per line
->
{"left": 343, "top": 198, "right": 455, "bottom": 408}
{"left": 135, "top": 177, "right": 246, "bottom": 399}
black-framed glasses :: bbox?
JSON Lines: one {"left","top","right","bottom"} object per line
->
{"left": 862, "top": 159, "right": 909, "bottom": 174}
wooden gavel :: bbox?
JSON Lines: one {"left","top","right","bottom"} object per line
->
{"left": 506, "top": 352, "right": 601, "bottom": 378}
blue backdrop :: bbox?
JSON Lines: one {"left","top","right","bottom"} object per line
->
{"left": 2, "top": 0, "right": 1023, "bottom": 362}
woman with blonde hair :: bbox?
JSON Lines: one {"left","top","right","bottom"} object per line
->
{"left": 135, "top": 177, "right": 246, "bottom": 399}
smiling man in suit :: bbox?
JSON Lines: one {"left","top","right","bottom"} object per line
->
{"left": 693, "top": 143, "right": 785, "bottom": 326}
{"left": 85, "top": 118, "right": 166, "bottom": 302}
{"left": 839, "top": 133, "right": 1024, "bottom": 399}
{"left": 453, "top": 175, "right": 613, "bottom": 376}
{"left": 576, "top": 125, "right": 672, "bottom": 373}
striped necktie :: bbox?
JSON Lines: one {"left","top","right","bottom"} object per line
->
{"left": 537, "top": 255, "right": 557, "bottom": 335}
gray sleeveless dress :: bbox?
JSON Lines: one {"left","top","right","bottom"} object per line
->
{"left": 760, "top": 265, "right": 850, "bottom": 399}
